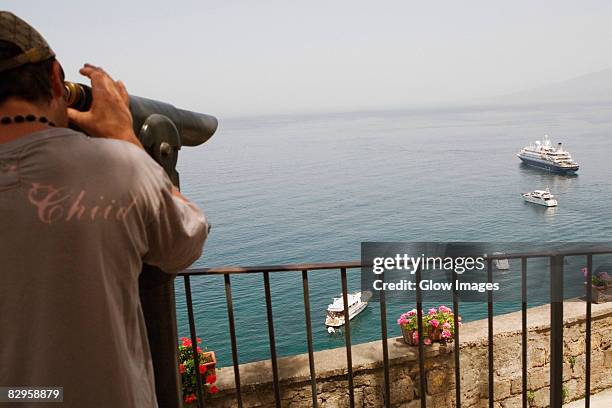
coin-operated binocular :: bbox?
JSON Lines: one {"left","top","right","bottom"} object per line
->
{"left": 65, "top": 81, "right": 217, "bottom": 407}
{"left": 64, "top": 81, "right": 218, "bottom": 187}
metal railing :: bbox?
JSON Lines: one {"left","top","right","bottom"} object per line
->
{"left": 173, "top": 249, "right": 611, "bottom": 408}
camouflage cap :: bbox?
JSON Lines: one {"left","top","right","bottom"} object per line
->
{"left": 0, "top": 11, "right": 55, "bottom": 73}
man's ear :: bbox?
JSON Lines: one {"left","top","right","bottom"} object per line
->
{"left": 50, "top": 60, "right": 65, "bottom": 100}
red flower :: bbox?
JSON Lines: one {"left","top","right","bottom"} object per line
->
{"left": 184, "top": 394, "right": 197, "bottom": 403}
{"left": 197, "top": 346, "right": 203, "bottom": 354}
{"left": 182, "top": 337, "right": 192, "bottom": 347}
{"left": 199, "top": 364, "right": 207, "bottom": 374}
{"left": 210, "top": 385, "right": 219, "bottom": 394}
{"left": 197, "top": 337, "right": 202, "bottom": 343}
{"left": 179, "top": 364, "right": 186, "bottom": 374}
{"left": 206, "top": 374, "right": 217, "bottom": 384}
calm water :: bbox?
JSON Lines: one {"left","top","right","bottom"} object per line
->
{"left": 173, "top": 102, "right": 612, "bottom": 367}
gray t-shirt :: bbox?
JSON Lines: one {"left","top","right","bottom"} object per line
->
{"left": 0, "top": 128, "right": 208, "bottom": 407}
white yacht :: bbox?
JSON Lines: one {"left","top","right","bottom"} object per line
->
{"left": 522, "top": 189, "right": 558, "bottom": 207}
{"left": 325, "top": 291, "right": 368, "bottom": 332}
{"left": 517, "top": 135, "right": 579, "bottom": 174}
{"left": 492, "top": 252, "right": 510, "bottom": 270}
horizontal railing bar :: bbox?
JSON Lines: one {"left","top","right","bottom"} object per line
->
{"left": 179, "top": 261, "right": 362, "bottom": 275}
{"left": 179, "top": 248, "right": 612, "bottom": 276}
{"left": 483, "top": 248, "right": 612, "bottom": 260}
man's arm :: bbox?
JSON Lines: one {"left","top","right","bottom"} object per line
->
{"left": 141, "top": 171, "right": 209, "bottom": 273}
{"left": 67, "top": 63, "right": 208, "bottom": 271}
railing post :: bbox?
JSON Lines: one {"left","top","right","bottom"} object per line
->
{"left": 139, "top": 266, "right": 182, "bottom": 408}
{"left": 487, "top": 258, "right": 494, "bottom": 408}
{"left": 549, "top": 255, "right": 564, "bottom": 408}
{"left": 415, "top": 266, "right": 427, "bottom": 408}
{"left": 585, "top": 255, "right": 593, "bottom": 408}
{"left": 521, "top": 257, "right": 528, "bottom": 408}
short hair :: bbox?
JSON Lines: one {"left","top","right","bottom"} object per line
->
{"left": 0, "top": 40, "right": 55, "bottom": 105}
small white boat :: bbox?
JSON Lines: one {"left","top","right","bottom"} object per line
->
{"left": 325, "top": 291, "right": 368, "bottom": 329}
{"left": 521, "top": 188, "right": 558, "bottom": 207}
{"left": 492, "top": 252, "right": 510, "bottom": 270}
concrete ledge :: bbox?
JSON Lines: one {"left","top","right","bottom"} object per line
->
{"left": 564, "top": 387, "right": 612, "bottom": 407}
{"left": 218, "top": 336, "right": 452, "bottom": 390}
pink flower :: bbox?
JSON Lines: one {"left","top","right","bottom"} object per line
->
{"left": 442, "top": 322, "right": 451, "bottom": 329}
{"left": 439, "top": 305, "right": 452, "bottom": 314}
{"left": 406, "top": 309, "right": 417, "bottom": 317}
{"left": 181, "top": 337, "right": 192, "bottom": 347}
{"left": 197, "top": 346, "right": 203, "bottom": 354}
{"left": 428, "top": 308, "right": 437, "bottom": 315}
{"left": 398, "top": 318, "right": 409, "bottom": 326}
{"left": 424, "top": 338, "right": 432, "bottom": 345}
{"left": 430, "top": 319, "right": 439, "bottom": 328}
{"left": 441, "top": 330, "right": 452, "bottom": 338}
{"left": 412, "top": 332, "right": 419, "bottom": 342}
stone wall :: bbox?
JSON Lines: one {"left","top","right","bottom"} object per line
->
{"left": 206, "top": 301, "right": 612, "bottom": 407}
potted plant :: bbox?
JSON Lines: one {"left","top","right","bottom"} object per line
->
{"left": 582, "top": 268, "right": 612, "bottom": 303}
{"left": 397, "top": 305, "right": 460, "bottom": 345}
{"left": 178, "top": 337, "right": 219, "bottom": 405}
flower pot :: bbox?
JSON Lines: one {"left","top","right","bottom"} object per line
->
{"left": 428, "top": 327, "right": 442, "bottom": 341}
{"left": 400, "top": 321, "right": 458, "bottom": 345}
{"left": 201, "top": 351, "right": 217, "bottom": 374}
{"left": 586, "top": 283, "right": 612, "bottom": 303}
{"left": 401, "top": 326, "right": 426, "bottom": 345}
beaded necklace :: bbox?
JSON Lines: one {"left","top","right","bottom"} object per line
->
{"left": 0, "top": 114, "right": 55, "bottom": 127}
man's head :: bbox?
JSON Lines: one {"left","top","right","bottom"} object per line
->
{"left": 0, "top": 11, "right": 67, "bottom": 126}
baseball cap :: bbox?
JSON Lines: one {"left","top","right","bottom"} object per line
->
{"left": 0, "top": 11, "right": 55, "bottom": 73}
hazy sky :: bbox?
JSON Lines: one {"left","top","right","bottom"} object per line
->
{"left": 5, "top": 1, "right": 612, "bottom": 117}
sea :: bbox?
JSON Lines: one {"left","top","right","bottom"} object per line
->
{"left": 173, "top": 101, "right": 612, "bottom": 367}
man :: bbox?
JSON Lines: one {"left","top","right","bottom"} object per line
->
{"left": 0, "top": 11, "right": 209, "bottom": 407}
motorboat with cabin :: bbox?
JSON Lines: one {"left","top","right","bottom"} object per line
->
{"left": 325, "top": 291, "right": 368, "bottom": 333}
{"left": 521, "top": 188, "right": 558, "bottom": 207}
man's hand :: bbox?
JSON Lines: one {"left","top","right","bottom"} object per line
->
{"left": 67, "top": 64, "right": 143, "bottom": 149}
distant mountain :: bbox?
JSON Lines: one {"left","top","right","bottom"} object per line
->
{"left": 487, "top": 68, "right": 612, "bottom": 105}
